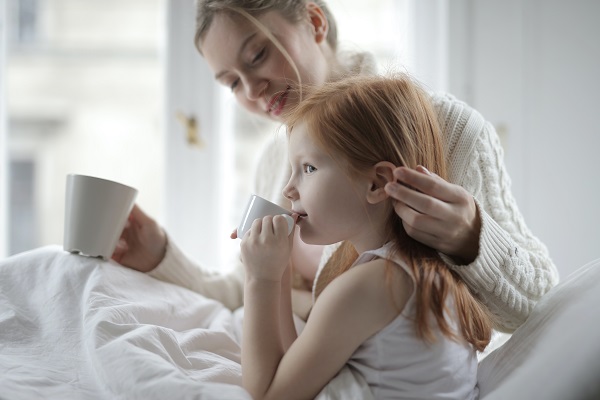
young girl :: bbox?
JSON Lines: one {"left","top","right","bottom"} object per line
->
{"left": 240, "top": 74, "right": 493, "bottom": 400}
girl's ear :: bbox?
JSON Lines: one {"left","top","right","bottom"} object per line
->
{"left": 366, "top": 161, "right": 396, "bottom": 204}
{"left": 306, "top": 2, "right": 328, "bottom": 44}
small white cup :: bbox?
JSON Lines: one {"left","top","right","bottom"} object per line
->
{"left": 63, "top": 174, "right": 138, "bottom": 260}
{"left": 237, "top": 194, "right": 294, "bottom": 238}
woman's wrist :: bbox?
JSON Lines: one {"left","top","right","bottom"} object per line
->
{"left": 446, "top": 200, "right": 481, "bottom": 265}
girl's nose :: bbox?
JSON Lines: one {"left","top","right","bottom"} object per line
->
{"left": 282, "top": 178, "right": 297, "bottom": 201}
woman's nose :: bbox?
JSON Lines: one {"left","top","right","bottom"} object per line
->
{"left": 244, "top": 77, "right": 268, "bottom": 101}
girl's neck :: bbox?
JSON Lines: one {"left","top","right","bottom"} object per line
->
{"left": 349, "top": 220, "right": 388, "bottom": 255}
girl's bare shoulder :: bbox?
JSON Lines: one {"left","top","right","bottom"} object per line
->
{"left": 345, "top": 258, "right": 413, "bottom": 306}
{"left": 316, "top": 257, "right": 414, "bottom": 331}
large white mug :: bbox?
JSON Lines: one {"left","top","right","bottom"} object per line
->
{"left": 63, "top": 174, "right": 137, "bottom": 260}
{"left": 237, "top": 194, "right": 294, "bottom": 238}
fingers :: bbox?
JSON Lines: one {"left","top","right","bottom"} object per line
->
{"left": 274, "top": 214, "right": 294, "bottom": 237}
{"left": 128, "top": 203, "right": 153, "bottom": 228}
{"left": 248, "top": 217, "right": 263, "bottom": 236}
{"left": 111, "top": 237, "right": 129, "bottom": 262}
{"left": 246, "top": 216, "right": 292, "bottom": 238}
{"left": 387, "top": 166, "right": 462, "bottom": 204}
{"left": 387, "top": 166, "right": 480, "bottom": 261}
{"left": 392, "top": 200, "right": 444, "bottom": 238}
{"left": 387, "top": 179, "right": 449, "bottom": 218}
{"left": 401, "top": 217, "right": 437, "bottom": 243}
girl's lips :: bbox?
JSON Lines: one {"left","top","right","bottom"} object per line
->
{"left": 267, "top": 86, "right": 290, "bottom": 116}
{"left": 293, "top": 212, "right": 307, "bottom": 221}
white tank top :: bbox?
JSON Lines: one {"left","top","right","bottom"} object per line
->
{"left": 346, "top": 243, "right": 479, "bottom": 400}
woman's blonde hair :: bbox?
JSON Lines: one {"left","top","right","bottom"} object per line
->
{"left": 194, "top": 0, "right": 376, "bottom": 98}
{"left": 194, "top": 0, "right": 338, "bottom": 52}
{"left": 284, "top": 74, "right": 493, "bottom": 352}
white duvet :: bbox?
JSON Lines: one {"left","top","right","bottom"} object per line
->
{"left": 4, "top": 245, "right": 600, "bottom": 400}
{"left": 0, "top": 246, "right": 371, "bottom": 400}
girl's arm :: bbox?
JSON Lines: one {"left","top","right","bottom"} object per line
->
{"left": 280, "top": 264, "right": 299, "bottom": 350}
{"left": 240, "top": 215, "right": 296, "bottom": 396}
{"left": 243, "top": 238, "right": 412, "bottom": 400}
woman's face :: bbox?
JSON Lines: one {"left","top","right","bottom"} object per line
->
{"left": 200, "top": 8, "right": 331, "bottom": 122}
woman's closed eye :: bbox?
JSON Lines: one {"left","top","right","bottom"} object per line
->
{"left": 230, "top": 78, "right": 240, "bottom": 92}
{"left": 228, "top": 48, "right": 265, "bottom": 91}
{"left": 250, "top": 48, "right": 266, "bottom": 65}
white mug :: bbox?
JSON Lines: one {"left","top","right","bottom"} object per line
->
{"left": 63, "top": 174, "right": 138, "bottom": 260}
{"left": 237, "top": 194, "right": 294, "bottom": 238}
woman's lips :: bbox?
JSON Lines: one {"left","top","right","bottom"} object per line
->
{"left": 267, "top": 86, "right": 290, "bottom": 117}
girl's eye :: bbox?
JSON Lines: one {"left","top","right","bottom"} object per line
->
{"left": 303, "top": 164, "right": 317, "bottom": 174}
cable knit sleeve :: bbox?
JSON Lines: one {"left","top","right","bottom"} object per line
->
{"left": 431, "top": 92, "right": 559, "bottom": 332}
{"left": 149, "top": 237, "right": 244, "bottom": 311}
{"left": 147, "top": 133, "right": 290, "bottom": 311}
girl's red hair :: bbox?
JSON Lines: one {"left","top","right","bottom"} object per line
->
{"left": 284, "top": 74, "right": 493, "bottom": 351}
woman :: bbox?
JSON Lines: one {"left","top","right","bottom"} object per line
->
{"left": 113, "top": 0, "right": 558, "bottom": 332}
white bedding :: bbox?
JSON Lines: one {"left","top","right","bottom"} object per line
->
{"left": 3, "top": 245, "right": 600, "bottom": 400}
{"left": 477, "top": 257, "right": 600, "bottom": 400}
{"left": 0, "top": 246, "right": 371, "bottom": 400}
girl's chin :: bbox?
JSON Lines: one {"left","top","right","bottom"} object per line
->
{"left": 298, "top": 229, "right": 332, "bottom": 247}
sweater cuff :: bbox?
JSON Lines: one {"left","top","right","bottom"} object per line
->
{"left": 149, "top": 233, "right": 205, "bottom": 286}
{"left": 442, "top": 200, "right": 527, "bottom": 331}
{"left": 148, "top": 233, "right": 245, "bottom": 311}
{"left": 441, "top": 199, "right": 515, "bottom": 294}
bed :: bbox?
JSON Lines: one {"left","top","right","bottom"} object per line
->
{"left": 1, "top": 246, "right": 599, "bottom": 399}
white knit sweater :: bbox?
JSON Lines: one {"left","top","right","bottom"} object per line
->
{"left": 150, "top": 91, "right": 559, "bottom": 332}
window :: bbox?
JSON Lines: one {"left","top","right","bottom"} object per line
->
{"left": 2, "top": 0, "right": 165, "bottom": 256}
{"left": 8, "top": 0, "right": 39, "bottom": 45}
{"left": 1, "top": 0, "right": 419, "bottom": 265}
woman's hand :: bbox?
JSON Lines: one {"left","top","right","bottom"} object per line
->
{"left": 384, "top": 166, "right": 481, "bottom": 264}
{"left": 240, "top": 215, "right": 296, "bottom": 282}
{"left": 111, "top": 204, "right": 167, "bottom": 272}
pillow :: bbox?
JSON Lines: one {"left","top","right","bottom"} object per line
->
{"left": 478, "top": 258, "right": 600, "bottom": 399}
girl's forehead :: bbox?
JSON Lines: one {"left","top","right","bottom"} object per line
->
{"left": 288, "top": 123, "right": 312, "bottom": 150}
{"left": 288, "top": 123, "right": 329, "bottom": 161}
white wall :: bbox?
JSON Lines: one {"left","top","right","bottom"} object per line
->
{"left": 163, "top": 0, "right": 233, "bottom": 269}
{"left": 447, "top": 0, "right": 600, "bottom": 277}
{"left": 0, "top": 0, "right": 6, "bottom": 258}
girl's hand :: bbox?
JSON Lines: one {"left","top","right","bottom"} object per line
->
{"left": 240, "top": 215, "right": 295, "bottom": 282}
{"left": 111, "top": 204, "right": 167, "bottom": 272}
{"left": 384, "top": 166, "right": 481, "bottom": 264}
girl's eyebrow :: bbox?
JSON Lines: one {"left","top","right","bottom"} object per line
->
{"left": 214, "top": 32, "right": 258, "bottom": 80}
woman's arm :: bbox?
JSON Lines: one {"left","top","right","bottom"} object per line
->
{"left": 385, "top": 93, "right": 559, "bottom": 332}
{"left": 111, "top": 204, "right": 245, "bottom": 310}
{"left": 148, "top": 236, "right": 245, "bottom": 311}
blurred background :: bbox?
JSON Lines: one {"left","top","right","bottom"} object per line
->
{"left": 1, "top": 0, "right": 598, "bottom": 278}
